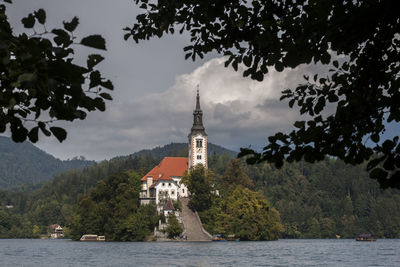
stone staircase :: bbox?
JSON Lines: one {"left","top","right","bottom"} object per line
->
{"left": 180, "top": 197, "right": 212, "bottom": 241}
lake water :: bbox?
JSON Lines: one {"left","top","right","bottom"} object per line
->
{"left": 1, "top": 239, "right": 399, "bottom": 266}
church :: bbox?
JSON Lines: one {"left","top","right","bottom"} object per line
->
{"left": 139, "top": 90, "right": 207, "bottom": 206}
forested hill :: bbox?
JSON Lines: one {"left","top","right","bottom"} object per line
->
{"left": 0, "top": 139, "right": 235, "bottom": 189}
{"left": 0, "top": 136, "right": 94, "bottom": 189}
{"left": 132, "top": 142, "right": 237, "bottom": 159}
{"left": 1, "top": 140, "right": 400, "bottom": 239}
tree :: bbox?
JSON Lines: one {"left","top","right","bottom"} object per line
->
{"left": 123, "top": 204, "right": 158, "bottom": 241}
{"left": 0, "top": 1, "right": 112, "bottom": 143}
{"left": 222, "top": 159, "right": 254, "bottom": 189}
{"left": 166, "top": 213, "right": 183, "bottom": 239}
{"left": 70, "top": 171, "right": 147, "bottom": 241}
{"left": 182, "top": 165, "right": 215, "bottom": 212}
{"left": 213, "top": 186, "right": 283, "bottom": 240}
{"left": 126, "top": 0, "right": 400, "bottom": 188}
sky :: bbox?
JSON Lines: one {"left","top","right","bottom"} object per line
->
{"left": 5, "top": 1, "right": 398, "bottom": 161}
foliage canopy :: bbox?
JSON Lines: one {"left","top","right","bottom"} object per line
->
{"left": 166, "top": 212, "right": 183, "bottom": 238}
{"left": 70, "top": 171, "right": 159, "bottom": 241}
{"left": 182, "top": 164, "right": 215, "bottom": 212}
{"left": 0, "top": 1, "right": 112, "bottom": 143}
{"left": 126, "top": 0, "right": 400, "bottom": 188}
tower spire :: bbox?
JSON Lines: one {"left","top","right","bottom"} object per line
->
{"left": 190, "top": 86, "right": 206, "bottom": 136}
{"left": 188, "top": 85, "right": 208, "bottom": 169}
{"left": 195, "top": 85, "right": 201, "bottom": 110}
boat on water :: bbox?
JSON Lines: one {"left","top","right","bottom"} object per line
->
{"left": 212, "top": 234, "right": 225, "bottom": 242}
{"left": 356, "top": 234, "right": 376, "bottom": 242}
{"left": 80, "top": 234, "right": 106, "bottom": 242}
{"left": 212, "top": 234, "right": 239, "bottom": 242}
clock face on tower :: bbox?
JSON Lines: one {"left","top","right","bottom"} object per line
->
{"left": 196, "top": 147, "right": 202, "bottom": 153}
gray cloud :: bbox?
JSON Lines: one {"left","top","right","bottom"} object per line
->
{"left": 4, "top": 1, "right": 329, "bottom": 160}
{"left": 28, "top": 57, "right": 313, "bottom": 160}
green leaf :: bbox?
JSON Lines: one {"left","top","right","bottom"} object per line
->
{"left": 294, "top": 121, "right": 304, "bottom": 129}
{"left": 327, "top": 93, "right": 339, "bottom": 103}
{"left": 315, "top": 97, "right": 325, "bottom": 113}
{"left": 11, "top": 123, "right": 28, "bottom": 143}
{"left": 101, "top": 80, "right": 114, "bottom": 90}
{"left": 243, "top": 55, "right": 252, "bottom": 67}
{"left": 34, "top": 9, "right": 46, "bottom": 24}
{"left": 243, "top": 69, "right": 251, "bottom": 77}
{"left": 28, "top": 127, "right": 39, "bottom": 143}
{"left": 124, "top": 33, "right": 131, "bottom": 41}
{"left": 100, "top": 92, "right": 112, "bottom": 100}
{"left": 38, "top": 122, "right": 51, "bottom": 136}
{"left": 81, "top": 35, "right": 106, "bottom": 50}
{"left": 94, "top": 97, "right": 106, "bottom": 111}
{"left": 224, "top": 55, "right": 234, "bottom": 67}
{"left": 252, "top": 71, "right": 263, "bottom": 81}
{"left": 275, "top": 61, "right": 284, "bottom": 72}
{"left": 21, "top": 14, "right": 35, "bottom": 28}
{"left": 289, "top": 99, "right": 295, "bottom": 108}
{"left": 63, "top": 17, "right": 79, "bottom": 32}
{"left": 382, "top": 140, "right": 394, "bottom": 153}
{"left": 89, "top": 71, "right": 101, "bottom": 88}
{"left": 50, "top": 127, "right": 67, "bottom": 142}
{"left": 52, "top": 29, "right": 71, "bottom": 47}
{"left": 371, "top": 134, "right": 380, "bottom": 143}
{"left": 87, "top": 54, "right": 104, "bottom": 70}
{"left": 232, "top": 59, "right": 238, "bottom": 71}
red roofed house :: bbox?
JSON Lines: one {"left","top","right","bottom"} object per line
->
{"left": 140, "top": 89, "right": 208, "bottom": 207}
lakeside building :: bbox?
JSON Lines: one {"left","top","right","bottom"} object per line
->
{"left": 139, "top": 90, "right": 207, "bottom": 207}
{"left": 49, "top": 224, "right": 64, "bottom": 239}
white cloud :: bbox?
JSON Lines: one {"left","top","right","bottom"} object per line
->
{"left": 33, "top": 57, "right": 312, "bottom": 160}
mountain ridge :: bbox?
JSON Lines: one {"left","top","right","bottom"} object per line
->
{"left": 0, "top": 136, "right": 94, "bottom": 189}
{"left": 0, "top": 137, "right": 236, "bottom": 189}
{"left": 131, "top": 142, "right": 237, "bottom": 159}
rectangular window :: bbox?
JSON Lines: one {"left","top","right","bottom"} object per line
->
{"left": 196, "top": 139, "right": 202, "bottom": 147}
{"left": 171, "top": 190, "right": 175, "bottom": 195}
{"left": 168, "top": 183, "right": 171, "bottom": 187}
{"left": 182, "top": 189, "right": 185, "bottom": 193}
{"left": 197, "top": 155, "right": 201, "bottom": 159}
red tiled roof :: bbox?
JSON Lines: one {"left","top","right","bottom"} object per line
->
{"left": 141, "top": 157, "right": 188, "bottom": 183}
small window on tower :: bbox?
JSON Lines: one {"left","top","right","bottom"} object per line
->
{"left": 197, "top": 155, "right": 201, "bottom": 159}
{"left": 196, "top": 139, "right": 202, "bottom": 147}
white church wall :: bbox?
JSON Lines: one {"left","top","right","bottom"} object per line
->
{"left": 172, "top": 177, "right": 189, "bottom": 198}
{"left": 190, "top": 134, "right": 207, "bottom": 168}
{"left": 154, "top": 180, "right": 179, "bottom": 205}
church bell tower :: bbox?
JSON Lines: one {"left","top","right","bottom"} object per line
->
{"left": 188, "top": 88, "right": 207, "bottom": 169}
